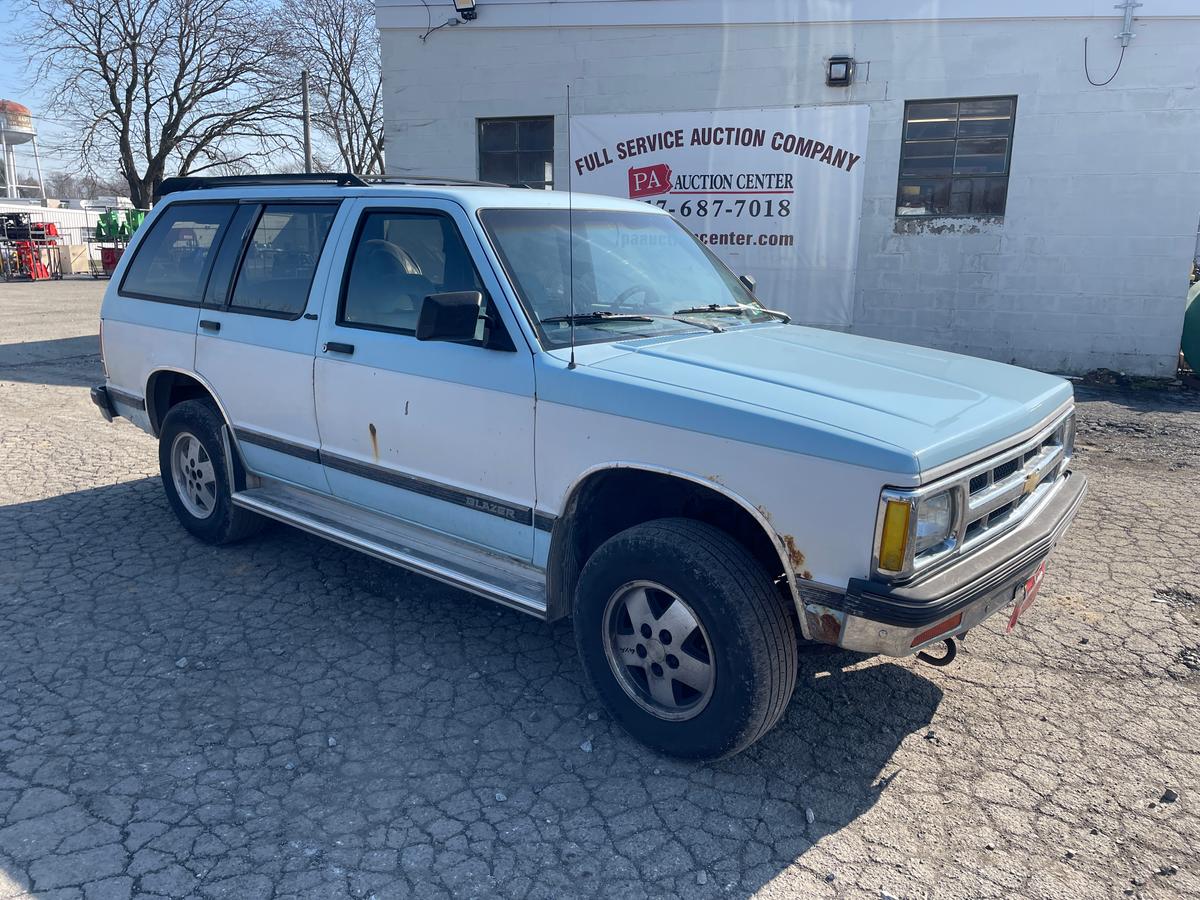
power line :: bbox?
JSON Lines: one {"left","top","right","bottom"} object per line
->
{"left": 1083, "top": 36, "right": 1126, "bottom": 87}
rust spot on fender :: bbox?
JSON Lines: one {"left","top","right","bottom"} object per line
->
{"left": 368, "top": 422, "right": 379, "bottom": 461}
{"left": 780, "top": 534, "right": 806, "bottom": 570}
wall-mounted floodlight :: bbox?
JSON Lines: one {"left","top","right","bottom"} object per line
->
{"left": 826, "top": 56, "right": 855, "bottom": 87}
{"left": 453, "top": 0, "right": 478, "bottom": 21}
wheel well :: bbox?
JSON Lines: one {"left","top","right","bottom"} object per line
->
{"left": 146, "top": 371, "right": 217, "bottom": 436}
{"left": 546, "top": 468, "right": 791, "bottom": 620}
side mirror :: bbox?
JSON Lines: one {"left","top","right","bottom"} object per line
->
{"left": 739, "top": 274, "right": 757, "bottom": 294}
{"left": 416, "top": 291, "right": 482, "bottom": 343}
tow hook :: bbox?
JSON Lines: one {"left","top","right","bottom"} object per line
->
{"left": 916, "top": 637, "right": 958, "bottom": 667}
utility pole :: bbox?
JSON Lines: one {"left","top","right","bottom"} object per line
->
{"left": 301, "top": 69, "right": 313, "bottom": 174}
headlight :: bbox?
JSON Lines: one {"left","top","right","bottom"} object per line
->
{"left": 915, "top": 491, "right": 954, "bottom": 554}
{"left": 875, "top": 487, "right": 958, "bottom": 577}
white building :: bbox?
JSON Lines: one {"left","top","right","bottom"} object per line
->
{"left": 376, "top": 0, "right": 1200, "bottom": 377}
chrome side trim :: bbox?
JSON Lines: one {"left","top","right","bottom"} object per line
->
{"left": 233, "top": 480, "right": 548, "bottom": 619}
{"left": 321, "top": 449, "right": 534, "bottom": 527}
{"left": 107, "top": 386, "right": 146, "bottom": 410}
{"left": 235, "top": 427, "right": 322, "bottom": 464}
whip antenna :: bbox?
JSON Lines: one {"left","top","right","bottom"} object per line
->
{"left": 566, "top": 83, "right": 577, "bottom": 370}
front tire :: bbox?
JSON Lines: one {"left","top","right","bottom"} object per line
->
{"left": 574, "top": 518, "right": 798, "bottom": 759}
{"left": 158, "top": 399, "right": 263, "bottom": 545}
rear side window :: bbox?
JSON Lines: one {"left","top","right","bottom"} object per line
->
{"left": 121, "top": 203, "right": 235, "bottom": 304}
{"left": 229, "top": 204, "right": 338, "bottom": 318}
{"left": 340, "top": 210, "right": 486, "bottom": 334}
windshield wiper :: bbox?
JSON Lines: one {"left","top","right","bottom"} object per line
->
{"left": 541, "top": 311, "right": 655, "bottom": 324}
{"left": 673, "top": 304, "right": 791, "bottom": 324}
{"left": 542, "top": 310, "right": 723, "bottom": 333}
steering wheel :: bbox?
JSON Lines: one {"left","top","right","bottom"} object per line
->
{"left": 612, "top": 283, "right": 659, "bottom": 312}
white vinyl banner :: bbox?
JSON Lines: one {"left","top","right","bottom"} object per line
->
{"left": 569, "top": 105, "right": 869, "bottom": 327}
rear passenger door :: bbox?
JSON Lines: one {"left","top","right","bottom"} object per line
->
{"left": 194, "top": 201, "right": 343, "bottom": 493}
{"left": 312, "top": 199, "right": 536, "bottom": 561}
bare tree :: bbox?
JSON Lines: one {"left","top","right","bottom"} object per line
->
{"left": 26, "top": 0, "right": 300, "bottom": 207}
{"left": 43, "top": 170, "right": 130, "bottom": 200}
{"left": 280, "top": 0, "right": 385, "bottom": 174}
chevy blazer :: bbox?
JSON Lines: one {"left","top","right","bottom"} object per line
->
{"left": 91, "top": 173, "right": 1087, "bottom": 758}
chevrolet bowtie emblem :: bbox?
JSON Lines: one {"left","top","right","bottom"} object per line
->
{"left": 1023, "top": 470, "right": 1041, "bottom": 495}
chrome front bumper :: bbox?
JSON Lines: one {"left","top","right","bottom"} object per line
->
{"left": 811, "top": 470, "right": 1088, "bottom": 657}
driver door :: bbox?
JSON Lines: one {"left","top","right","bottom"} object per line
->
{"left": 312, "top": 198, "right": 536, "bottom": 561}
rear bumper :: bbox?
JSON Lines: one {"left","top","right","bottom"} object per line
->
{"left": 91, "top": 383, "right": 145, "bottom": 424}
{"left": 90, "top": 384, "right": 116, "bottom": 422}
{"left": 830, "top": 469, "right": 1088, "bottom": 656}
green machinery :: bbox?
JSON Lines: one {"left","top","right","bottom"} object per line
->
{"left": 93, "top": 208, "right": 145, "bottom": 242}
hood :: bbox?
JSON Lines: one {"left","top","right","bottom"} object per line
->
{"left": 574, "top": 324, "right": 1073, "bottom": 476}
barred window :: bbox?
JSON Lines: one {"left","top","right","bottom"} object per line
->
{"left": 478, "top": 117, "right": 554, "bottom": 190}
{"left": 896, "top": 96, "right": 1016, "bottom": 217}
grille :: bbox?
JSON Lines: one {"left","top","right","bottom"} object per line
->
{"left": 958, "top": 421, "right": 1069, "bottom": 550}
{"left": 907, "top": 410, "right": 1075, "bottom": 575}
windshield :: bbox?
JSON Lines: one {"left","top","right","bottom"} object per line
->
{"left": 480, "top": 208, "right": 777, "bottom": 348}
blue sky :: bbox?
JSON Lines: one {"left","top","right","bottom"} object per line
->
{"left": 0, "top": 0, "right": 76, "bottom": 173}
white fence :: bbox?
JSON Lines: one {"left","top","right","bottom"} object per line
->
{"left": 0, "top": 202, "right": 108, "bottom": 250}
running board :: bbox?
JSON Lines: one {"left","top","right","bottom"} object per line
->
{"left": 232, "top": 479, "right": 548, "bottom": 618}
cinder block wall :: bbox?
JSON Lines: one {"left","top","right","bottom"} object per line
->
{"left": 379, "top": 16, "right": 1200, "bottom": 376}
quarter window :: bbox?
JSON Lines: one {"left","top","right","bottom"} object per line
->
{"left": 478, "top": 117, "right": 554, "bottom": 190}
{"left": 202, "top": 204, "right": 260, "bottom": 309}
{"left": 229, "top": 204, "right": 338, "bottom": 318}
{"left": 896, "top": 96, "right": 1016, "bottom": 217}
{"left": 121, "top": 203, "right": 235, "bottom": 304}
{"left": 340, "top": 211, "right": 488, "bottom": 336}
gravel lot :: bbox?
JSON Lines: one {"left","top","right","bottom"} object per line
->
{"left": 1, "top": 279, "right": 1198, "bottom": 900}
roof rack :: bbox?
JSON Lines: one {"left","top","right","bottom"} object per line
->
{"left": 358, "top": 174, "right": 507, "bottom": 187}
{"left": 158, "top": 172, "right": 509, "bottom": 197}
{"left": 159, "top": 173, "right": 368, "bottom": 196}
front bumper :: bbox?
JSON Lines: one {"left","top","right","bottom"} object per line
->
{"left": 825, "top": 469, "right": 1088, "bottom": 657}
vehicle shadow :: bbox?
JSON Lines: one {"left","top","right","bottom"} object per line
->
{"left": 0, "top": 477, "right": 941, "bottom": 899}
{"left": 0, "top": 334, "right": 102, "bottom": 387}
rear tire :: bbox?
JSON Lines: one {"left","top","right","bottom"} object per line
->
{"left": 158, "top": 399, "right": 263, "bottom": 545}
{"left": 574, "top": 518, "right": 798, "bottom": 759}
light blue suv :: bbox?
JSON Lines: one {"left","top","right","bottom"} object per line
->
{"left": 91, "top": 173, "right": 1087, "bottom": 758}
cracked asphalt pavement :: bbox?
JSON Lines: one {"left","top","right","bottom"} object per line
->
{"left": 1, "top": 280, "right": 1198, "bottom": 899}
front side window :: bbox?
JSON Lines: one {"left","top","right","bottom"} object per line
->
{"left": 340, "top": 210, "right": 487, "bottom": 335}
{"left": 121, "top": 202, "right": 235, "bottom": 304}
{"left": 229, "top": 204, "right": 338, "bottom": 318}
{"left": 896, "top": 96, "right": 1016, "bottom": 217}
{"left": 481, "top": 208, "right": 775, "bottom": 349}
{"left": 478, "top": 117, "right": 554, "bottom": 189}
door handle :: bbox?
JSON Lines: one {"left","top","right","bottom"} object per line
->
{"left": 199, "top": 319, "right": 221, "bottom": 332}
{"left": 323, "top": 341, "right": 354, "bottom": 355}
